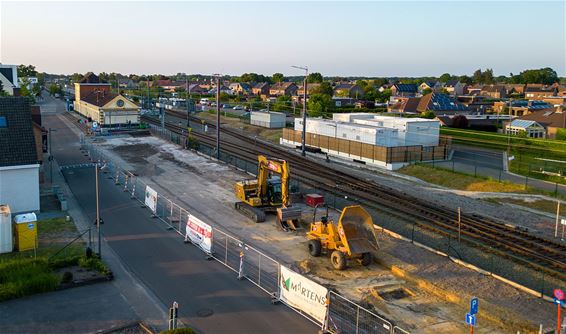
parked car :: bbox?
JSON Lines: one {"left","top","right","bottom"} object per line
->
{"left": 199, "top": 98, "right": 210, "bottom": 105}
{"left": 233, "top": 105, "right": 243, "bottom": 110}
{"left": 222, "top": 104, "right": 231, "bottom": 108}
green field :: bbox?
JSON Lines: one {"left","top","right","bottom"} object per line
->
{"left": 441, "top": 127, "right": 566, "bottom": 185}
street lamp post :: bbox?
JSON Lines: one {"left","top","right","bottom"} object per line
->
{"left": 292, "top": 66, "right": 308, "bottom": 156}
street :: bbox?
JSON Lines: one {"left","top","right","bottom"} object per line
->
{"left": 42, "top": 95, "right": 316, "bottom": 333}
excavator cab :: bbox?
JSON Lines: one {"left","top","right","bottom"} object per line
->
{"left": 266, "top": 177, "right": 282, "bottom": 206}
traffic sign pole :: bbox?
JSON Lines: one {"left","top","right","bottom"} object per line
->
{"left": 555, "top": 289, "right": 564, "bottom": 334}
{"left": 469, "top": 324, "right": 473, "bottom": 334}
{"left": 558, "top": 303, "right": 561, "bottom": 334}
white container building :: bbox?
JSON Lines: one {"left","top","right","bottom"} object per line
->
{"left": 353, "top": 116, "right": 440, "bottom": 147}
{"left": 0, "top": 205, "right": 12, "bottom": 254}
{"left": 251, "top": 111, "right": 286, "bottom": 128}
{"left": 332, "top": 113, "right": 375, "bottom": 123}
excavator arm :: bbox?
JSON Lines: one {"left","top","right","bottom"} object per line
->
{"left": 257, "top": 155, "right": 290, "bottom": 206}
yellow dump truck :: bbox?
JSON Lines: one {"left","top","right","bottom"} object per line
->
{"left": 306, "top": 205, "right": 379, "bottom": 270}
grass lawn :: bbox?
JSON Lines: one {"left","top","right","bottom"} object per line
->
{"left": 491, "top": 198, "right": 565, "bottom": 216}
{"left": 441, "top": 127, "right": 566, "bottom": 185}
{"left": 399, "top": 164, "right": 531, "bottom": 193}
{"left": 0, "top": 216, "right": 108, "bottom": 302}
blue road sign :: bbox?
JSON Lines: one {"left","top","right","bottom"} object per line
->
{"left": 470, "top": 297, "right": 479, "bottom": 315}
{"left": 466, "top": 313, "right": 476, "bottom": 326}
{"left": 554, "top": 297, "right": 565, "bottom": 306}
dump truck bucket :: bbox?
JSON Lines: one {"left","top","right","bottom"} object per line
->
{"left": 338, "top": 205, "right": 379, "bottom": 255}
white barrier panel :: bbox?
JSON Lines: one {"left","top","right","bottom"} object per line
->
{"left": 185, "top": 215, "right": 212, "bottom": 254}
{"left": 145, "top": 186, "right": 157, "bottom": 214}
{"left": 280, "top": 266, "right": 328, "bottom": 324}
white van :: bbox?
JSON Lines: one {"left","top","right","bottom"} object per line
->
{"left": 199, "top": 98, "right": 210, "bottom": 105}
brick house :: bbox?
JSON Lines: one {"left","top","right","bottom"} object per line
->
{"left": 269, "top": 82, "right": 298, "bottom": 96}
{"left": 333, "top": 83, "right": 364, "bottom": 98}
{"left": 480, "top": 85, "right": 507, "bottom": 99}
{"left": 252, "top": 82, "right": 270, "bottom": 96}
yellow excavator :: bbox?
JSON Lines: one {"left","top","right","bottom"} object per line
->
{"left": 234, "top": 155, "right": 302, "bottom": 231}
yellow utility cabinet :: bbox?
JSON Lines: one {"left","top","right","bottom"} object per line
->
{"left": 13, "top": 213, "right": 37, "bottom": 252}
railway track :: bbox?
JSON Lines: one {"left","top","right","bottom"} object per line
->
{"left": 141, "top": 112, "right": 566, "bottom": 278}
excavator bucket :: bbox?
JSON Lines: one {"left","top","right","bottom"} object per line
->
{"left": 338, "top": 205, "right": 379, "bottom": 256}
{"left": 276, "top": 206, "right": 303, "bottom": 232}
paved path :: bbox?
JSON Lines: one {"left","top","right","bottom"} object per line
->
{"left": 42, "top": 95, "right": 316, "bottom": 333}
{"left": 0, "top": 283, "right": 137, "bottom": 334}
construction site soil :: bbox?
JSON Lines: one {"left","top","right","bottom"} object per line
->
{"left": 93, "top": 135, "right": 557, "bottom": 334}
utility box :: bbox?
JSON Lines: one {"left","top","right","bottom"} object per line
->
{"left": 13, "top": 212, "right": 37, "bottom": 252}
{"left": 0, "top": 205, "right": 12, "bottom": 253}
{"left": 305, "top": 194, "right": 325, "bottom": 208}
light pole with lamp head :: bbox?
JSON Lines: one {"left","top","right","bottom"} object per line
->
{"left": 292, "top": 66, "right": 308, "bottom": 156}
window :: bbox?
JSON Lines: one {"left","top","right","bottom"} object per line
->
{"left": 0, "top": 116, "right": 6, "bottom": 128}
{"left": 356, "top": 135, "right": 360, "bottom": 140}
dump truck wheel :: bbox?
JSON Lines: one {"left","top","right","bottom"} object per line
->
{"left": 308, "top": 239, "right": 322, "bottom": 257}
{"left": 331, "top": 251, "right": 346, "bottom": 270}
{"left": 360, "top": 252, "right": 372, "bottom": 266}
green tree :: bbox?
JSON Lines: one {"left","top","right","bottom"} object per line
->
{"left": 307, "top": 72, "right": 323, "bottom": 83}
{"left": 310, "top": 81, "right": 333, "bottom": 96}
{"left": 71, "top": 73, "right": 82, "bottom": 82}
{"left": 439, "top": 73, "right": 452, "bottom": 83}
{"left": 373, "top": 78, "right": 388, "bottom": 88}
{"left": 375, "top": 89, "right": 392, "bottom": 103}
{"left": 37, "top": 72, "right": 45, "bottom": 86}
{"left": 482, "top": 68, "right": 494, "bottom": 84}
{"left": 48, "top": 84, "right": 62, "bottom": 96}
{"left": 272, "top": 73, "right": 285, "bottom": 83}
{"left": 420, "top": 111, "right": 436, "bottom": 119}
{"left": 519, "top": 67, "right": 558, "bottom": 84}
{"left": 272, "top": 95, "right": 291, "bottom": 112}
{"left": 421, "top": 88, "right": 432, "bottom": 95}
{"left": 17, "top": 64, "right": 37, "bottom": 77}
{"left": 307, "top": 93, "right": 332, "bottom": 117}
{"left": 472, "top": 69, "right": 483, "bottom": 84}
{"left": 0, "top": 80, "right": 7, "bottom": 96}
{"left": 459, "top": 75, "right": 473, "bottom": 85}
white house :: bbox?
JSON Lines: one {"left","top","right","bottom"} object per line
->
{"left": 0, "top": 64, "right": 19, "bottom": 95}
{"left": 0, "top": 97, "right": 40, "bottom": 213}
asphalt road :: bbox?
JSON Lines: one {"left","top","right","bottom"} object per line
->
{"left": 42, "top": 96, "right": 317, "bottom": 333}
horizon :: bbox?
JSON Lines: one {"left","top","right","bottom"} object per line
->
{"left": 1, "top": 1, "right": 565, "bottom": 77}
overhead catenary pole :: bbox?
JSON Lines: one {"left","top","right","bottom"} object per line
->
{"left": 292, "top": 65, "right": 308, "bottom": 156}
{"left": 556, "top": 201, "right": 561, "bottom": 238}
{"left": 190, "top": 75, "right": 191, "bottom": 131}
{"left": 215, "top": 74, "right": 221, "bottom": 159}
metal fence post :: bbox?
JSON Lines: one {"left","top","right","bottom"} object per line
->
{"left": 225, "top": 236, "right": 228, "bottom": 264}
{"left": 355, "top": 306, "right": 360, "bottom": 334}
{"left": 258, "top": 254, "right": 262, "bottom": 287}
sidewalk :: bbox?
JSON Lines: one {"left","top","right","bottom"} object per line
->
{"left": 0, "top": 283, "right": 137, "bottom": 334}
{"left": 50, "top": 150, "right": 169, "bottom": 333}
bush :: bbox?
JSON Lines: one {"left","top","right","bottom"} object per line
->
{"left": 61, "top": 271, "right": 73, "bottom": 283}
{"left": 78, "top": 257, "right": 111, "bottom": 276}
{"left": 48, "top": 255, "right": 81, "bottom": 269}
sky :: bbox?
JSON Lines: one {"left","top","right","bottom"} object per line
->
{"left": 1, "top": 1, "right": 564, "bottom": 77}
